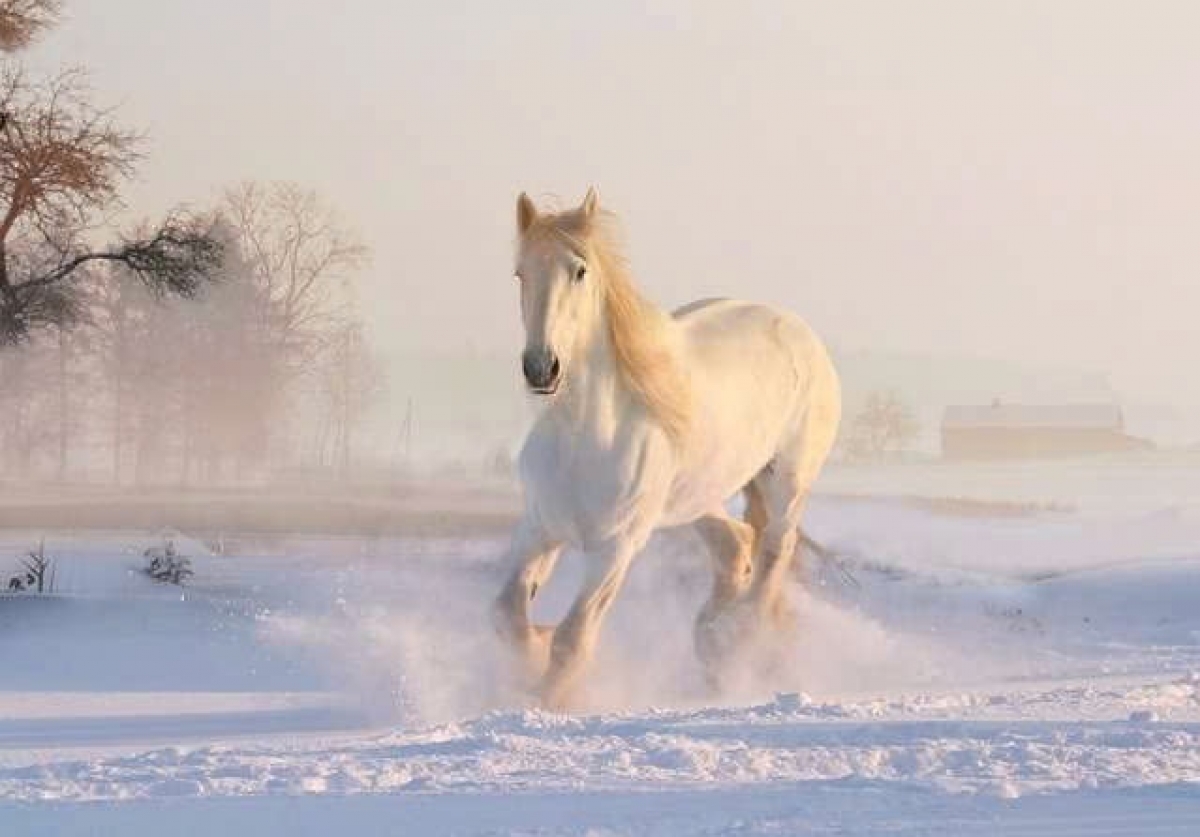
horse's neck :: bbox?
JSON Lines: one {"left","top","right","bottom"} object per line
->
{"left": 548, "top": 296, "right": 682, "bottom": 450}
{"left": 548, "top": 326, "right": 629, "bottom": 445}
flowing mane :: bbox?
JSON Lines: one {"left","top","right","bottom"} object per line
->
{"left": 528, "top": 207, "right": 692, "bottom": 447}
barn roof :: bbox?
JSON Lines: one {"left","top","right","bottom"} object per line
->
{"left": 942, "top": 403, "right": 1124, "bottom": 430}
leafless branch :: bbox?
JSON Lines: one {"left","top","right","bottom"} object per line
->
{"left": 220, "top": 181, "right": 369, "bottom": 373}
{"left": 0, "top": 0, "right": 60, "bottom": 52}
{"left": 1, "top": 213, "right": 224, "bottom": 344}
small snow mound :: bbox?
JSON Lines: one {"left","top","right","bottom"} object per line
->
{"left": 146, "top": 778, "right": 205, "bottom": 797}
{"left": 772, "top": 692, "right": 813, "bottom": 712}
{"left": 463, "top": 708, "right": 585, "bottom": 738}
{"left": 984, "top": 780, "right": 1022, "bottom": 800}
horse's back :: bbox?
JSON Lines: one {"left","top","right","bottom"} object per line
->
{"left": 671, "top": 297, "right": 732, "bottom": 319}
{"left": 672, "top": 297, "right": 831, "bottom": 373}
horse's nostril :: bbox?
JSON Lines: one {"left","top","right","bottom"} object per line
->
{"left": 522, "top": 349, "right": 560, "bottom": 390}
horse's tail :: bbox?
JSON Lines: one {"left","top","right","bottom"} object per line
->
{"left": 743, "top": 483, "right": 855, "bottom": 588}
{"left": 797, "top": 528, "right": 835, "bottom": 562}
{"left": 796, "top": 526, "right": 859, "bottom": 589}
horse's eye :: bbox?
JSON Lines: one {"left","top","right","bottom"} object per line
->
{"left": 574, "top": 264, "right": 587, "bottom": 282}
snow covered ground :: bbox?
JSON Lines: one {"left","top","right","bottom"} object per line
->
{"left": 2, "top": 471, "right": 1200, "bottom": 834}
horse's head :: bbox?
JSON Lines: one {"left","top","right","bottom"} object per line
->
{"left": 512, "top": 188, "right": 603, "bottom": 396}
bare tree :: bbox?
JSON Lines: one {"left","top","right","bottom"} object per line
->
{"left": 221, "top": 181, "right": 368, "bottom": 370}
{"left": 174, "top": 220, "right": 279, "bottom": 484}
{"left": 84, "top": 264, "right": 135, "bottom": 482}
{"left": 316, "top": 320, "right": 384, "bottom": 478}
{"left": 0, "top": 334, "right": 47, "bottom": 475}
{"left": 842, "top": 390, "right": 920, "bottom": 461}
{"left": 0, "top": 0, "right": 59, "bottom": 53}
{"left": 83, "top": 206, "right": 369, "bottom": 488}
{"left": 51, "top": 318, "right": 89, "bottom": 481}
{"left": 0, "top": 66, "right": 222, "bottom": 344}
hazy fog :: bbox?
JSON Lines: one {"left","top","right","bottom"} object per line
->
{"left": 34, "top": 2, "right": 1200, "bottom": 431}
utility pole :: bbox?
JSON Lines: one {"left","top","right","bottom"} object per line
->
{"left": 404, "top": 397, "right": 413, "bottom": 468}
{"left": 391, "top": 396, "right": 414, "bottom": 482}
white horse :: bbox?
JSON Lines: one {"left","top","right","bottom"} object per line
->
{"left": 492, "top": 188, "right": 841, "bottom": 709}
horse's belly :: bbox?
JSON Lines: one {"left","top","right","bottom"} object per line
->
{"left": 659, "top": 492, "right": 721, "bottom": 527}
{"left": 660, "top": 448, "right": 763, "bottom": 527}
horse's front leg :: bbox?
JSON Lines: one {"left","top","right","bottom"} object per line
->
{"left": 492, "top": 519, "right": 564, "bottom": 686}
{"left": 539, "top": 538, "right": 638, "bottom": 711}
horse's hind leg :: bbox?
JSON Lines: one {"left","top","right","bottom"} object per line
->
{"left": 749, "top": 471, "right": 808, "bottom": 629}
{"left": 692, "top": 509, "right": 755, "bottom": 681}
{"left": 750, "top": 403, "right": 839, "bottom": 629}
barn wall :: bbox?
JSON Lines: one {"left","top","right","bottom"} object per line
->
{"left": 941, "top": 427, "right": 1142, "bottom": 460}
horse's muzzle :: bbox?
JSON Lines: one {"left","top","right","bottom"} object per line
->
{"left": 522, "top": 348, "right": 561, "bottom": 394}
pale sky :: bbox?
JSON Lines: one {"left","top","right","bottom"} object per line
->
{"left": 30, "top": 1, "right": 1200, "bottom": 408}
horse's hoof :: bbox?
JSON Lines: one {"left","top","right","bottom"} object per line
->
{"left": 537, "top": 678, "right": 578, "bottom": 714}
{"left": 515, "top": 625, "right": 552, "bottom": 680}
{"left": 699, "top": 661, "right": 730, "bottom": 696}
{"left": 496, "top": 623, "right": 557, "bottom": 692}
{"left": 694, "top": 602, "right": 755, "bottom": 677}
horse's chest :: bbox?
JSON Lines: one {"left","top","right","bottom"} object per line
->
{"left": 519, "top": 426, "right": 670, "bottom": 547}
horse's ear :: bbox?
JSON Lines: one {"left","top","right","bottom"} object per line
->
{"left": 581, "top": 186, "right": 599, "bottom": 220}
{"left": 516, "top": 192, "right": 537, "bottom": 234}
